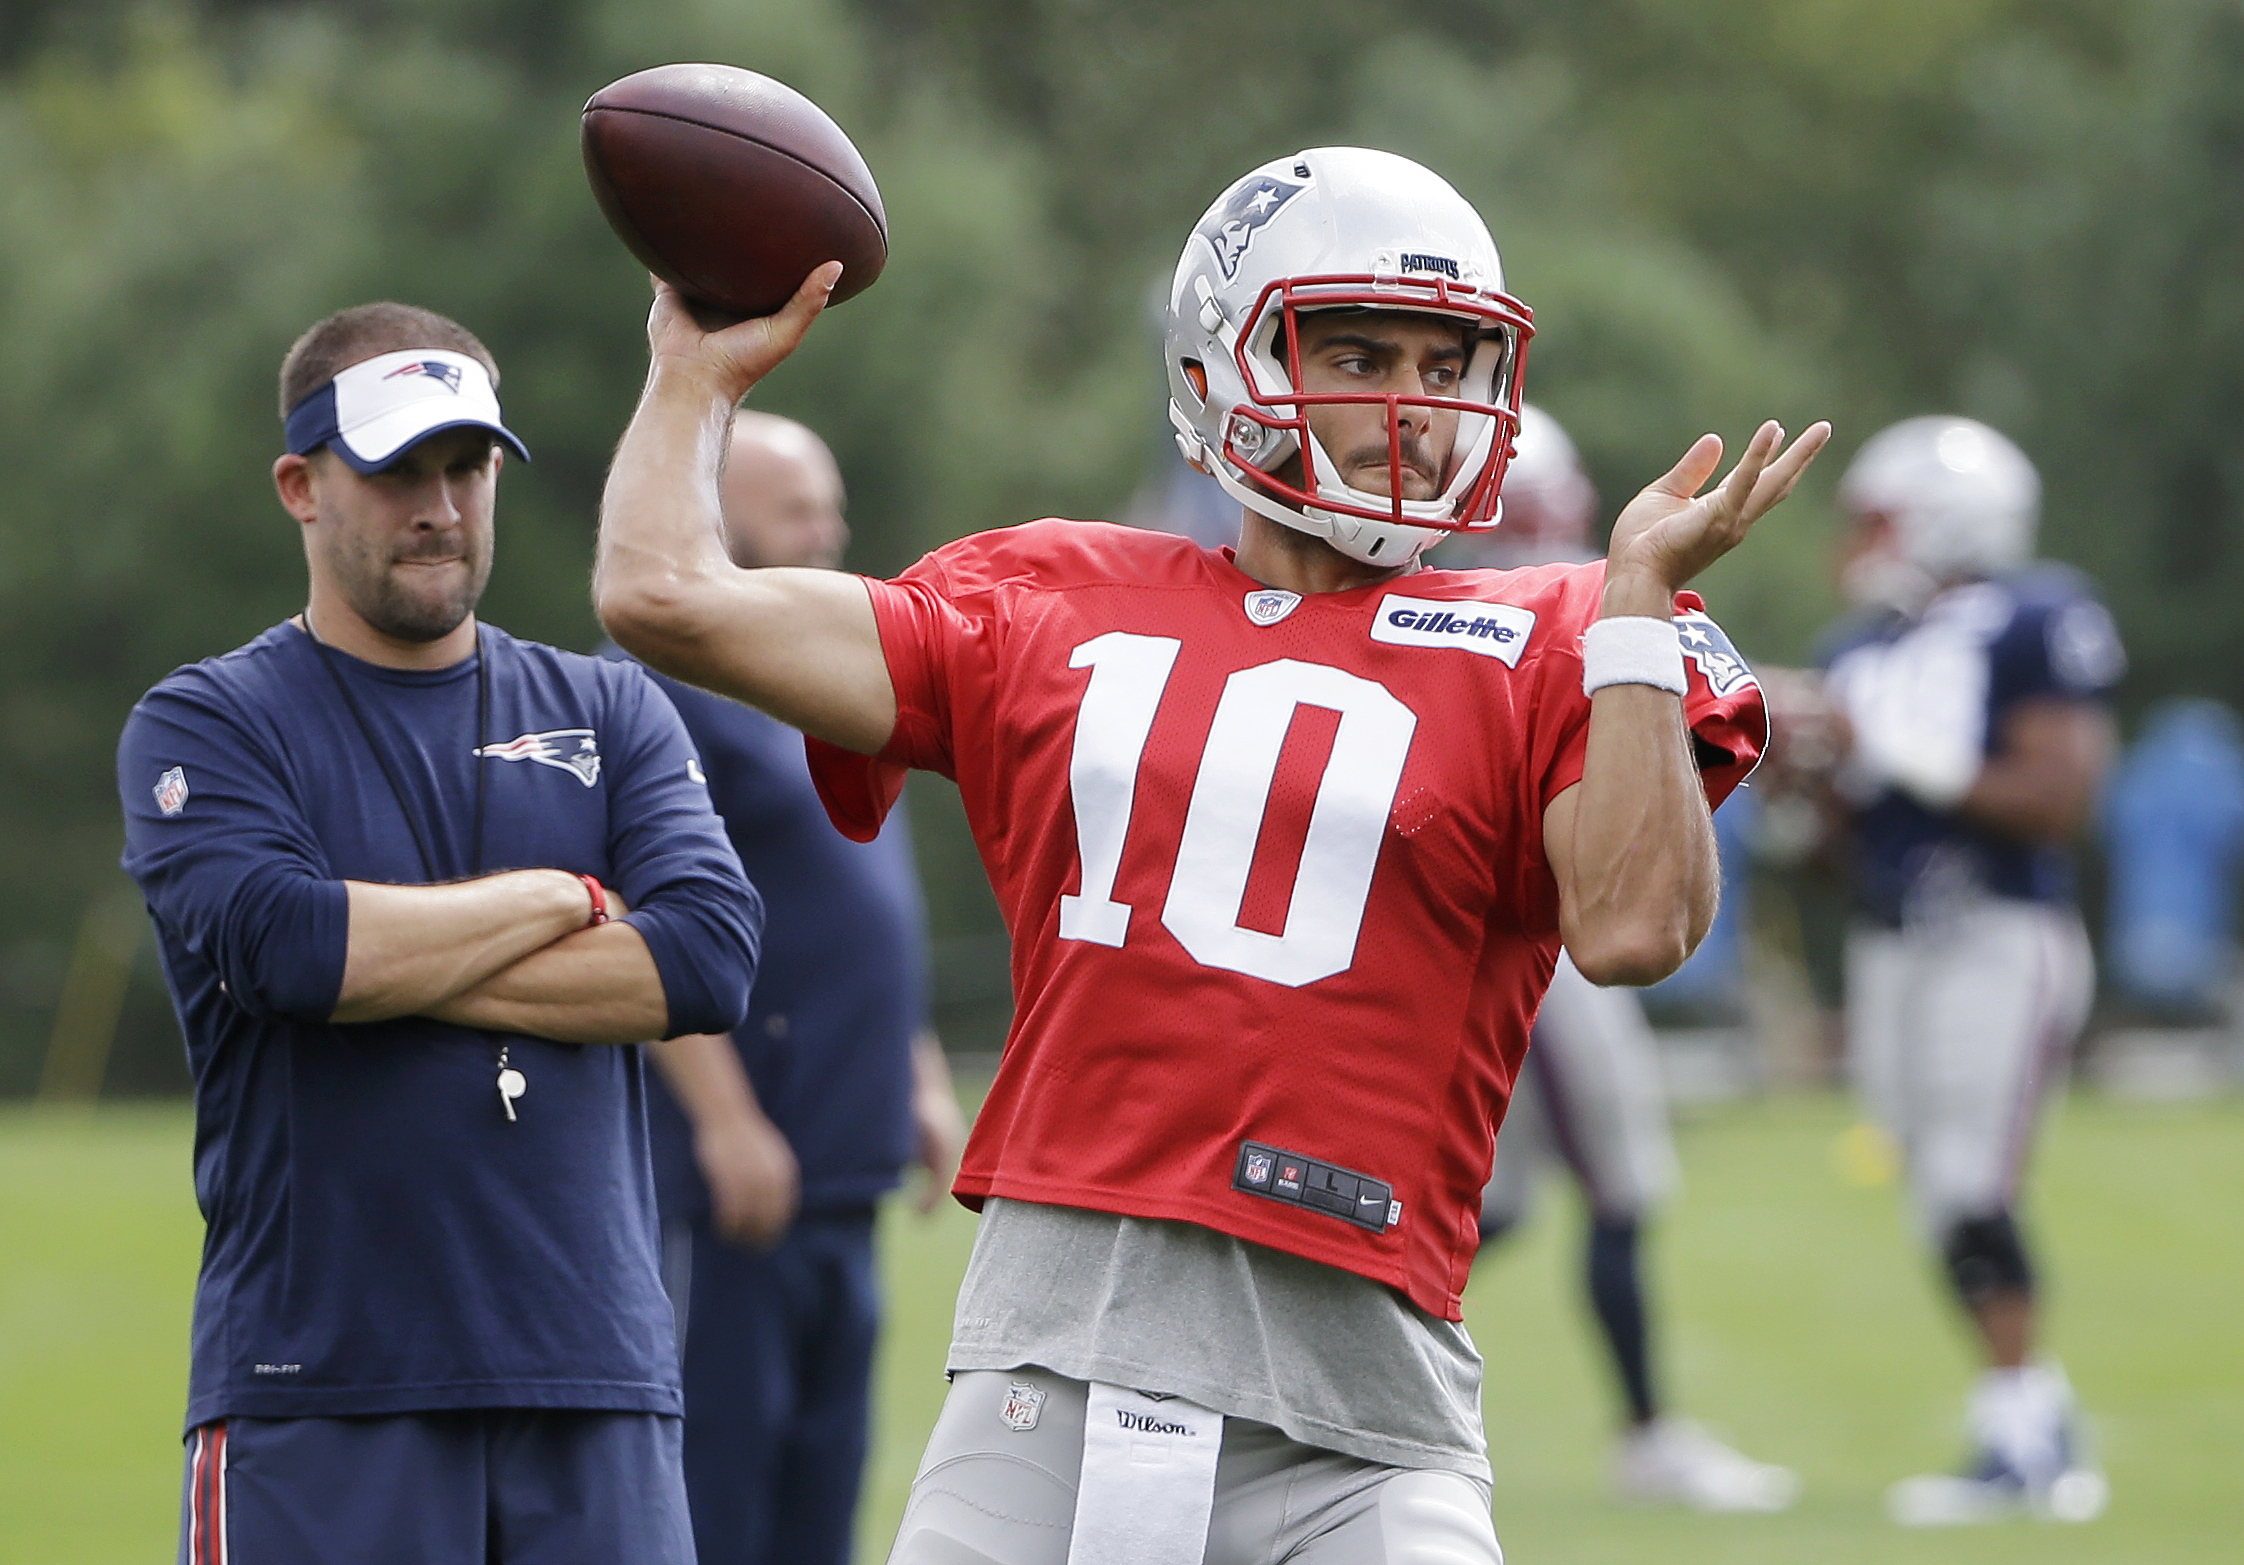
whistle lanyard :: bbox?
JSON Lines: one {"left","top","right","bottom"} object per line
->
{"left": 303, "top": 615, "right": 525, "bottom": 1122}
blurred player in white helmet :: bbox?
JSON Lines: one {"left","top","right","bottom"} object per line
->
{"left": 1451, "top": 408, "right": 1798, "bottom": 1514}
{"left": 601, "top": 145, "right": 1828, "bottom": 1564}
{"left": 1816, "top": 416, "right": 2122, "bottom": 1525}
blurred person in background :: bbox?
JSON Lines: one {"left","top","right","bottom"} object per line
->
{"left": 118, "top": 303, "right": 763, "bottom": 1565}
{"left": 1451, "top": 407, "right": 1798, "bottom": 1514}
{"left": 1813, "top": 416, "right": 2122, "bottom": 1525}
{"left": 2101, "top": 697, "right": 2244, "bottom": 1021}
{"left": 612, "top": 412, "right": 964, "bottom": 1565}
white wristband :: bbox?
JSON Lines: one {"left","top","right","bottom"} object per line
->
{"left": 1582, "top": 616, "right": 1687, "bottom": 696}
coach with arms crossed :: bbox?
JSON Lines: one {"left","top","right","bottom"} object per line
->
{"left": 119, "top": 303, "right": 761, "bottom": 1565}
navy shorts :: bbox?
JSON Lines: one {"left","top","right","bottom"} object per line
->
{"left": 178, "top": 1408, "right": 690, "bottom": 1565}
{"left": 669, "top": 1206, "right": 880, "bottom": 1565}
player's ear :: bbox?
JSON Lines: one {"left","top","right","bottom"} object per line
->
{"left": 273, "top": 451, "right": 320, "bottom": 526}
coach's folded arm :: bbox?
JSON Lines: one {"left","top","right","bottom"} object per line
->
{"left": 321, "top": 869, "right": 726, "bottom": 1046}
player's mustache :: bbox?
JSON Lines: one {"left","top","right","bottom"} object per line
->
{"left": 1342, "top": 436, "right": 1439, "bottom": 489}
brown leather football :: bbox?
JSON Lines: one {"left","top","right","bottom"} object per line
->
{"left": 582, "top": 64, "right": 887, "bottom": 319}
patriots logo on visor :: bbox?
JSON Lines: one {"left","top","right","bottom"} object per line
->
{"left": 1197, "top": 177, "right": 1306, "bottom": 281}
{"left": 476, "top": 728, "right": 602, "bottom": 787}
{"left": 382, "top": 360, "right": 464, "bottom": 393}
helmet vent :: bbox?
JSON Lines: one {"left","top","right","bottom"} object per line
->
{"left": 1181, "top": 359, "right": 1208, "bottom": 402}
{"left": 1294, "top": 161, "right": 1311, "bottom": 178}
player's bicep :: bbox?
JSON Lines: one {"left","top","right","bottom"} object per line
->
{"left": 613, "top": 565, "right": 897, "bottom": 754}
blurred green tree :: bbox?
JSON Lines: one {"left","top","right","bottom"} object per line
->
{"left": 0, "top": 0, "right": 2234, "bottom": 1087}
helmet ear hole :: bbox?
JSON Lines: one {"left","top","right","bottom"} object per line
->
{"left": 1181, "top": 359, "right": 1208, "bottom": 403}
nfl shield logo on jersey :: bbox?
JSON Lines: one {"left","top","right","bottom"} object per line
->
{"left": 1000, "top": 1379, "right": 1047, "bottom": 1433}
{"left": 1243, "top": 589, "right": 1302, "bottom": 627}
{"left": 1242, "top": 1149, "right": 1275, "bottom": 1187}
{"left": 153, "top": 766, "right": 189, "bottom": 817}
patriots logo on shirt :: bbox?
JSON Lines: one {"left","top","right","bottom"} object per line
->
{"left": 475, "top": 728, "right": 601, "bottom": 787}
{"left": 381, "top": 359, "right": 464, "bottom": 393}
{"left": 1197, "top": 177, "right": 1305, "bottom": 281}
{"left": 1676, "top": 612, "right": 1756, "bottom": 698}
{"left": 153, "top": 765, "right": 189, "bottom": 817}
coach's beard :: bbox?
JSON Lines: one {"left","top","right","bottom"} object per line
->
{"left": 333, "top": 533, "right": 493, "bottom": 643}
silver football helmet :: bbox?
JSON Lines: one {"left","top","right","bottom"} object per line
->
{"left": 1838, "top": 416, "right": 2040, "bottom": 596}
{"left": 1164, "top": 147, "right": 1533, "bottom": 567}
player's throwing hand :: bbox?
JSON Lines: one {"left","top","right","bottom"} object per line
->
{"left": 644, "top": 262, "right": 843, "bottom": 404}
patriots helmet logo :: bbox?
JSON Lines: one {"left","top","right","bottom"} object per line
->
{"left": 382, "top": 359, "right": 464, "bottom": 393}
{"left": 476, "top": 728, "right": 601, "bottom": 787}
{"left": 1197, "top": 176, "right": 1306, "bottom": 281}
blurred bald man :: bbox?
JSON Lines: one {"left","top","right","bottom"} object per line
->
{"left": 619, "top": 412, "right": 965, "bottom": 1565}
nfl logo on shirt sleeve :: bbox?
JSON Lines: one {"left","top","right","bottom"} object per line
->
{"left": 154, "top": 766, "right": 190, "bottom": 817}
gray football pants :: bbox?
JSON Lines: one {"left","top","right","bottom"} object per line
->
{"left": 885, "top": 1370, "right": 1502, "bottom": 1565}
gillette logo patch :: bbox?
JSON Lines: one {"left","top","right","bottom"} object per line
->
{"left": 1370, "top": 595, "right": 1537, "bottom": 667}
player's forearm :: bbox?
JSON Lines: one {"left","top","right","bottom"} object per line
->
{"left": 649, "top": 1030, "right": 769, "bottom": 1132}
{"left": 1552, "top": 570, "right": 1721, "bottom": 985}
{"left": 1557, "top": 687, "right": 1720, "bottom": 985}
{"left": 424, "top": 920, "right": 669, "bottom": 1045}
{"left": 594, "top": 361, "right": 739, "bottom": 668}
{"left": 1955, "top": 701, "right": 2116, "bottom": 845}
{"left": 333, "top": 870, "right": 596, "bottom": 1024}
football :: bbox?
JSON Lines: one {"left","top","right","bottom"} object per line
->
{"left": 581, "top": 63, "right": 887, "bottom": 319}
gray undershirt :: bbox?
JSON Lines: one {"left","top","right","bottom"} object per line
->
{"left": 947, "top": 1197, "right": 1491, "bottom": 1482}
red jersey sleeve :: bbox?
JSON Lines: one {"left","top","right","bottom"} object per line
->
{"left": 1527, "top": 579, "right": 1766, "bottom": 810}
{"left": 804, "top": 556, "right": 985, "bottom": 843}
{"left": 806, "top": 525, "right": 1093, "bottom": 841}
{"left": 1673, "top": 591, "right": 1767, "bottom": 807}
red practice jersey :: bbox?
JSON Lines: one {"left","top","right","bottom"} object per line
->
{"left": 808, "top": 521, "right": 1763, "bottom": 1319}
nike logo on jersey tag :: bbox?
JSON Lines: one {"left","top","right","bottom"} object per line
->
{"left": 1243, "top": 588, "right": 1301, "bottom": 626}
{"left": 1370, "top": 595, "right": 1536, "bottom": 667}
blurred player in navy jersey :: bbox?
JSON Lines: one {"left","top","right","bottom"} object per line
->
{"left": 613, "top": 411, "right": 964, "bottom": 1565}
{"left": 1815, "top": 416, "right": 2122, "bottom": 1525}
{"left": 119, "top": 303, "right": 762, "bottom": 1565}
{"left": 1452, "top": 407, "right": 1798, "bottom": 1513}
{"left": 598, "top": 147, "right": 1827, "bottom": 1564}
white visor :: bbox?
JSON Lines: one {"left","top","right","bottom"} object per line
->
{"left": 285, "top": 348, "right": 528, "bottom": 473}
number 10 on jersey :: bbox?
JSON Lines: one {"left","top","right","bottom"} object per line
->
{"left": 1056, "top": 632, "right": 1418, "bottom": 989}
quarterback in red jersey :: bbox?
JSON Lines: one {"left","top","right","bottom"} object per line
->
{"left": 599, "top": 147, "right": 1827, "bottom": 1565}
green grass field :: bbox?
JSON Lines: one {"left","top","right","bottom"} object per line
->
{"left": 4, "top": 1094, "right": 2239, "bottom": 1563}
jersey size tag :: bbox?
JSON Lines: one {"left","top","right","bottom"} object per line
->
{"left": 1370, "top": 594, "right": 1535, "bottom": 667}
{"left": 1233, "top": 1140, "right": 1399, "bottom": 1232}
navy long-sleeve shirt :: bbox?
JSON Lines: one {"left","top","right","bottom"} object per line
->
{"left": 119, "top": 621, "right": 762, "bottom": 1428}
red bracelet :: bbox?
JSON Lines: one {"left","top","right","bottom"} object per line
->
{"left": 575, "top": 873, "right": 610, "bottom": 927}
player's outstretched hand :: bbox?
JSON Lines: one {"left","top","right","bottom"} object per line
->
{"left": 1605, "top": 420, "right": 1832, "bottom": 603}
{"left": 645, "top": 262, "right": 842, "bottom": 405}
